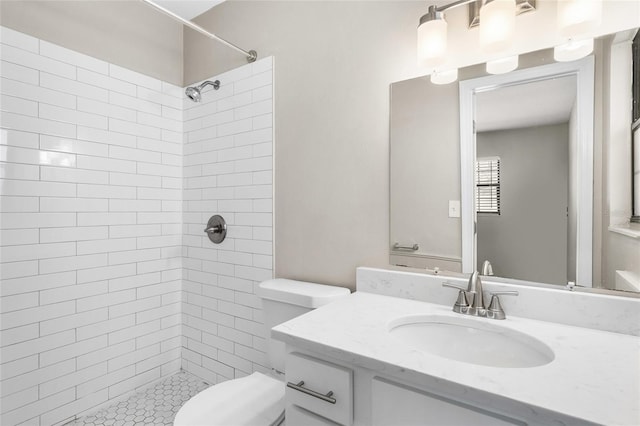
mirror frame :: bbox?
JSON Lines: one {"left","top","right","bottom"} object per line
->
{"left": 459, "top": 57, "right": 595, "bottom": 286}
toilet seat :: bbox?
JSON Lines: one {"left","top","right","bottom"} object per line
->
{"left": 173, "top": 372, "right": 285, "bottom": 426}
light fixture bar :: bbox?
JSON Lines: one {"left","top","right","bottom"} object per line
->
{"left": 140, "top": 0, "right": 257, "bottom": 63}
{"left": 433, "top": 0, "right": 478, "bottom": 14}
{"left": 469, "top": 0, "right": 535, "bottom": 28}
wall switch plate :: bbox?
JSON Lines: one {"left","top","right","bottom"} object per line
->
{"left": 449, "top": 200, "right": 461, "bottom": 218}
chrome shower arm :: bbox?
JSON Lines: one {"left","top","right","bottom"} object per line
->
{"left": 199, "top": 80, "right": 220, "bottom": 91}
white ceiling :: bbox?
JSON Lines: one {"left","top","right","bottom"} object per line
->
{"left": 154, "top": 0, "right": 224, "bottom": 20}
{"left": 475, "top": 75, "right": 577, "bottom": 133}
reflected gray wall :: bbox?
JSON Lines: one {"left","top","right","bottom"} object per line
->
{"left": 477, "top": 124, "right": 569, "bottom": 285}
{"left": 390, "top": 77, "right": 462, "bottom": 266}
{"left": 0, "top": 1, "right": 183, "bottom": 85}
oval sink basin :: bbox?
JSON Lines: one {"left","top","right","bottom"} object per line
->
{"left": 388, "top": 315, "right": 554, "bottom": 368}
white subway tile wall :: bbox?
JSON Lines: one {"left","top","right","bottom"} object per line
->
{"left": 1, "top": 26, "right": 275, "bottom": 425}
{"left": 1, "top": 27, "right": 184, "bottom": 425}
{"left": 182, "top": 58, "right": 274, "bottom": 384}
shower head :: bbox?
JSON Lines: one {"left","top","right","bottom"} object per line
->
{"left": 185, "top": 80, "right": 220, "bottom": 102}
{"left": 185, "top": 86, "right": 201, "bottom": 102}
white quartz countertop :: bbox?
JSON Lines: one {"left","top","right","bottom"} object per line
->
{"left": 272, "top": 292, "right": 640, "bottom": 426}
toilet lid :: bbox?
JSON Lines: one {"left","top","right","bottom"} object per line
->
{"left": 174, "top": 372, "right": 284, "bottom": 426}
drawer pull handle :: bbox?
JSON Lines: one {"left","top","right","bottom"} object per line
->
{"left": 287, "top": 380, "right": 337, "bottom": 404}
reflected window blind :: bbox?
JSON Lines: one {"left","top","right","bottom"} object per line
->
{"left": 476, "top": 157, "right": 501, "bottom": 214}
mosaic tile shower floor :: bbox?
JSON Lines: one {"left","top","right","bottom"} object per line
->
{"left": 68, "top": 371, "right": 209, "bottom": 426}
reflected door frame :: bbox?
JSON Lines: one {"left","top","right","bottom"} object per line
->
{"left": 459, "top": 57, "right": 595, "bottom": 287}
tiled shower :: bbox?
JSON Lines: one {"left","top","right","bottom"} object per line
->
{"left": 181, "top": 58, "right": 274, "bottom": 384}
{"left": 0, "top": 26, "right": 273, "bottom": 425}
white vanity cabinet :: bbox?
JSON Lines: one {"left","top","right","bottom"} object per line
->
{"left": 283, "top": 349, "right": 529, "bottom": 426}
{"left": 274, "top": 289, "right": 640, "bottom": 425}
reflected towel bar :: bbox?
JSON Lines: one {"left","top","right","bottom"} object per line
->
{"left": 393, "top": 243, "right": 420, "bottom": 251}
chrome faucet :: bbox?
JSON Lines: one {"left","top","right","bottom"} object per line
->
{"left": 466, "top": 271, "right": 485, "bottom": 316}
{"left": 443, "top": 271, "right": 518, "bottom": 320}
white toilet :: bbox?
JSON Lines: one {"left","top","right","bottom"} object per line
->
{"left": 174, "top": 278, "right": 350, "bottom": 426}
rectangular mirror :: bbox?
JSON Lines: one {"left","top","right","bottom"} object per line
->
{"left": 390, "top": 29, "right": 640, "bottom": 295}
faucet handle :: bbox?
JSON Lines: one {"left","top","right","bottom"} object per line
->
{"left": 487, "top": 291, "right": 519, "bottom": 320}
{"left": 489, "top": 290, "right": 519, "bottom": 297}
{"left": 442, "top": 282, "right": 469, "bottom": 313}
{"left": 442, "top": 281, "right": 467, "bottom": 291}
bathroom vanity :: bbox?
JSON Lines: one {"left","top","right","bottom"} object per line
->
{"left": 272, "top": 268, "right": 640, "bottom": 426}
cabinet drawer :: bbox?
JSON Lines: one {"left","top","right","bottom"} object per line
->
{"left": 286, "top": 405, "right": 341, "bottom": 426}
{"left": 285, "top": 352, "right": 353, "bottom": 426}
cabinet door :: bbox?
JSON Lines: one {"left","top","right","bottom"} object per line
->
{"left": 287, "top": 405, "right": 341, "bottom": 426}
{"left": 371, "top": 378, "right": 524, "bottom": 426}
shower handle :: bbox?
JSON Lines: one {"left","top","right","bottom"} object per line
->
{"left": 204, "top": 215, "right": 227, "bottom": 244}
{"left": 204, "top": 225, "right": 223, "bottom": 234}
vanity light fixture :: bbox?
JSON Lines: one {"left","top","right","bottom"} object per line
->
{"left": 553, "top": 0, "right": 602, "bottom": 62}
{"left": 554, "top": 38, "right": 595, "bottom": 62}
{"left": 418, "top": 0, "right": 605, "bottom": 82}
{"left": 556, "top": 0, "right": 602, "bottom": 38}
{"left": 417, "top": 5, "right": 448, "bottom": 68}
{"left": 479, "top": 0, "right": 516, "bottom": 54}
{"left": 431, "top": 68, "right": 460, "bottom": 84}
{"left": 486, "top": 55, "right": 519, "bottom": 74}
{"left": 480, "top": 0, "right": 518, "bottom": 74}
{"left": 418, "top": 0, "right": 533, "bottom": 84}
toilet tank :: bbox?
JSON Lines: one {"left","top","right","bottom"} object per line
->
{"left": 257, "top": 279, "right": 350, "bottom": 374}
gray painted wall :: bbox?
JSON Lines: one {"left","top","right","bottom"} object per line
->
{"left": 185, "top": 1, "right": 432, "bottom": 288}
{"left": 477, "top": 124, "right": 569, "bottom": 286}
{"left": 185, "top": 1, "right": 597, "bottom": 288}
{"left": 0, "top": 0, "right": 184, "bottom": 85}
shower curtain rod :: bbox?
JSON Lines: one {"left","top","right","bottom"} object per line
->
{"left": 141, "top": 0, "right": 257, "bottom": 63}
